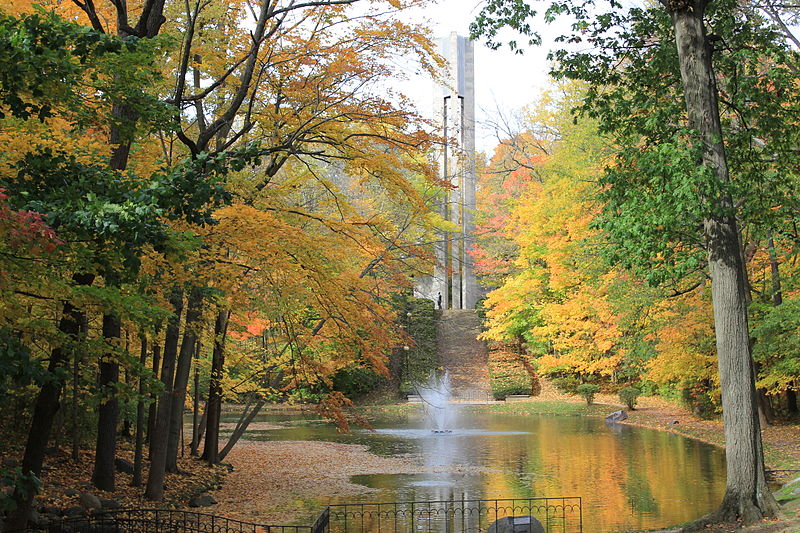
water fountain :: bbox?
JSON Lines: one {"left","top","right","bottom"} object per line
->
{"left": 414, "top": 372, "right": 457, "bottom": 433}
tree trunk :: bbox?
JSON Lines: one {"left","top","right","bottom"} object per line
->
{"left": 93, "top": 312, "right": 121, "bottom": 491}
{"left": 218, "top": 398, "right": 265, "bottom": 461}
{"left": 146, "top": 332, "right": 162, "bottom": 450}
{"left": 90, "top": 35, "right": 137, "bottom": 490}
{"left": 3, "top": 273, "right": 95, "bottom": 532}
{"left": 133, "top": 334, "right": 147, "bottom": 486}
{"left": 767, "top": 231, "right": 783, "bottom": 307}
{"left": 53, "top": 388, "right": 66, "bottom": 451}
{"left": 191, "top": 341, "right": 201, "bottom": 456}
{"left": 788, "top": 387, "right": 798, "bottom": 416}
{"left": 71, "top": 313, "right": 88, "bottom": 463}
{"left": 192, "top": 402, "right": 208, "bottom": 456}
{"left": 202, "top": 309, "right": 229, "bottom": 464}
{"left": 144, "top": 290, "right": 184, "bottom": 501}
{"left": 753, "top": 359, "right": 774, "bottom": 427}
{"left": 166, "top": 288, "right": 204, "bottom": 472}
{"left": 669, "top": 2, "right": 780, "bottom": 522}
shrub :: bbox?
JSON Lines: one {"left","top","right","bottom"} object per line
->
{"left": 332, "top": 365, "right": 382, "bottom": 399}
{"left": 576, "top": 384, "right": 600, "bottom": 405}
{"left": 530, "top": 372, "right": 542, "bottom": 397}
{"left": 682, "top": 383, "right": 719, "bottom": 419}
{"left": 287, "top": 387, "right": 324, "bottom": 404}
{"left": 488, "top": 343, "right": 532, "bottom": 400}
{"left": 552, "top": 376, "right": 580, "bottom": 395}
{"left": 618, "top": 386, "right": 640, "bottom": 410}
{"left": 491, "top": 381, "right": 532, "bottom": 401}
{"left": 399, "top": 296, "right": 439, "bottom": 391}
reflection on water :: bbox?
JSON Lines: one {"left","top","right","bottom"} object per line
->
{"left": 219, "top": 408, "right": 726, "bottom": 533}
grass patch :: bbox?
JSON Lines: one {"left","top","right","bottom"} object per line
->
{"left": 774, "top": 476, "right": 800, "bottom": 505}
{"left": 466, "top": 400, "right": 612, "bottom": 417}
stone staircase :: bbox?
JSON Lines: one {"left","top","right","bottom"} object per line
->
{"left": 437, "top": 309, "right": 492, "bottom": 402}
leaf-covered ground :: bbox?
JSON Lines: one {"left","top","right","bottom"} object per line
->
{"left": 206, "top": 440, "right": 427, "bottom": 525}
{"left": 0, "top": 444, "right": 227, "bottom": 513}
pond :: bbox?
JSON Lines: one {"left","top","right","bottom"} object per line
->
{"left": 220, "top": 406, "right": 727, "bottom": 533}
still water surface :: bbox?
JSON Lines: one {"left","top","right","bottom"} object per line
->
{"left": 223, "top": 407, "right": 727, "bottom": 532}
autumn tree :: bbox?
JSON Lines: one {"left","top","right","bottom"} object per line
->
{"left": 0, "top": 8, "right": 255, "bottom": 523}
{"left": 471, "top": 129, "right": 546, "bottom": 289}
{"left": 477, "top": 82, "right": 638, "bottom": 383}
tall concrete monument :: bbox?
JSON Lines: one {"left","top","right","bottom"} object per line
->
{"left": 417, "top": 33, "right": 478, "bottom": 309}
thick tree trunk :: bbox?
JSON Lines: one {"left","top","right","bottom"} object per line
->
{"left": 133, "top": 334, "right": 148, "bottom": 486}
{"left": 166, "top": 288, "right": 204, "bottom": 472}
{"left": 90, "top": 47, "right": 136, "bottom": 491}
{"left": 669, "top": 2, "right": 780, "bottom": 523}
{"left": 144, "top": 290, "right": 184, "bottom": 501}
{"left": 202, "top": 309, "right": 229, "bottom": 464}
{"left": 3, "top": 273, "right": 95, "bottom": 532}
{"left": 93, "top": 313, "right": 121, "bottom": 491}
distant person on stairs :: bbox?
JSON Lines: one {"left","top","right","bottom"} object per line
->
{"left": 437, "top": 292, "right": 442, "bottom": 309}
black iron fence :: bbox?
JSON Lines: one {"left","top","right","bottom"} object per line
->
{"left": 17, "top": 498, "right": 581, "bottom": 533}
{"left": 316, "top": 497, "right": 582, "bottom": 533}
{"left": 19, "top": 509, "right": 312, "bottom": 533}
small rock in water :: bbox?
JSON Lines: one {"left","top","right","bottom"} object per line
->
{"left": 605, "top": 410, "right": 628, "bottom": 422}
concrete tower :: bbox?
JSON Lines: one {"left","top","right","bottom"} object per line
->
{"left": 429, "top": 33, "right": 478, "bottom": 310}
